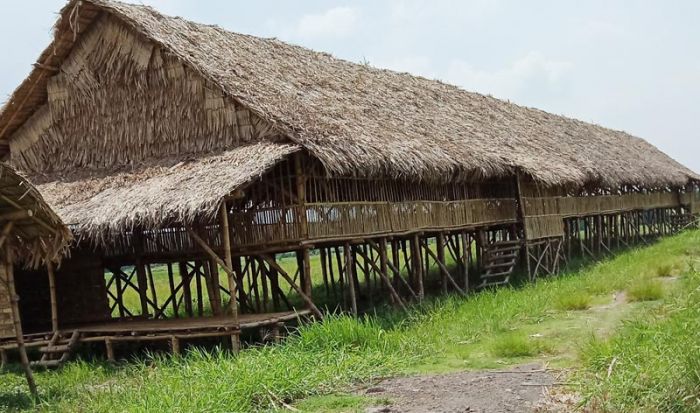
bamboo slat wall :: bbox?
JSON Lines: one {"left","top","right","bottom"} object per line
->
{"left": 0, "top": 266, "right": 12, "bottom": 337}
{"left": 231, "top": 199, "right": 517, "bottom": 247}
{"left": 523, "top": 192, "right": 689, "bottom": 240}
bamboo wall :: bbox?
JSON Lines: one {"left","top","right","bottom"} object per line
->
{"left": 522, "top": 191, "right": 690, "bottom": 240}
{"left": 0, "top": 266, "right": 12, "bottom": 338}
{"left": 10, "top": 15, "right": 277, "bottom": 174}
{"left": 14, "top": 252, "right": 110, "bottom": 332}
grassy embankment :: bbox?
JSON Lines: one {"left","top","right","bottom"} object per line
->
{"left": 0, "top": 230, "right": 698, "bottom": 412}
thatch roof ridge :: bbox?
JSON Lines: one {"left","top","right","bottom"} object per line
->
{"left": 89, "top": 0, "right": 697, "bottom": 187}
{"left": 0, "top": 0, "right": 697, "bottom": 192}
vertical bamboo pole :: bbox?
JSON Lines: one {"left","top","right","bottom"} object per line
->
{"left": 411, "top": 234, "right": 424, "bottom": 300}
{"left": 146, "top": 263, "right": 159, "bottom": 315}
{"left": 4, "top": 247, "right": 37, "bottom": 398}
{"left": 514, "top": 172, "right": 532, "bottom": 279}
{"left": 460, "top": 232, "right": 470, "bottom": 292}
{"left": 167, "top": 263, "right": 179, "bottom": 318}
{"left": 378, "top": 238, "right": 394, "bottom": 306}
{"left": 344, "top": 242, "right": 357, "bottom": 316}
{"left": 219, "top": 203, "right": 238, "bottom": 323}
{"left": 437, "top": 233, "right": 447, "bottom": 294}
{"left": 180, "top": 262, "right": 193, "bottom": 317}
{"left": 46, "top": 261, "right": 59, "bottom": 332}
{"left": 134, "top": 232, "right": 150, "bottom": 316}
{"left": 294, "top": 153, "right": 313, "bottom": 305}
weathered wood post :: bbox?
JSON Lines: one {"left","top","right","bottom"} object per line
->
{"left": 294, "top": 154, "right": 314, "bottom": 309}
{"left": 436, "top": 232, "right": 447, "bottom": 294}
{"left": 514, "top": 172, "right": 532, "bottom": 280}
{"left": 411, "top": 234, "right": 424, "bottom": 300}
{"left": 344, "top": 243, "right": 358, "bottom": 315}
{"left": 134, "top": 231, "right": 150, "bottom": 317}
{"left": 46, "top": 261, "right": 59, "bottom": 332}
{"left": 460, "top": 232, "right": 470, "bottom": 291}
{"left": 3, "top": 245, "right": 37, "bottom": 398}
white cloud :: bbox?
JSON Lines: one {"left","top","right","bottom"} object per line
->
{"left": 445, "top": 52, "right": 574, "bottom": 103}
{"left": 296, "top": 7, "right": 359, "bottom": 38}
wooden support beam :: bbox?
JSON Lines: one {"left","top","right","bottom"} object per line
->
{"left": 46, "top": 261, "right": 58, "bottom": 332}
{"left": 219, "top": 202, "right": 238, "bottom": 323}
{"left": 423, "top": 241, "right": 467, "bottom": 296}
{"left": 3, "top": 248, "right": 37, "bottom": 398}
{"left": 436, "top": 233, "right": 447, "bottom": 294}
{"left": 355, "top": 241, "right": 408, "bottom": 312}
{"left": 366, "top": 239, "right": 418, "bottom": 300}
{"left": 0, "top": 209, "right": 32, "bottom": 222}
{"left": 460, "top": 232, "right": 470, "bottom": 292}
{"left": 0, "top": 221, "right": 14, "bottom": 251}
{"left": 258, "top": 254, "right": 323, "bottom": 319}
{"left": 344, "top": 243, "right": 358, "bottom": 316}
{"left": 411, "top": 234, "right": 424, "bottom": 300}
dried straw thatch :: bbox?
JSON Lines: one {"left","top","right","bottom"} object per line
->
{"left": 0, "top": 163, "right": 71, "bottom": 266}
{"left": 33, "top": 142, "right": 298, "bottom": 242}
{"left": 0, "top": 0, "right": 696, "bottom": 240}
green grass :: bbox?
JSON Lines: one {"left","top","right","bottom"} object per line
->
{"left": 1, "top": 230, "right": 698, "bottom": 412}
{"left": 579, "top": 267, "right": 700, "bottom": 412}
{"left": 627, "top": 279, "right": 664, "bottom": 302}
{"left": 554, "top": 291, "right": 593, "bottom": 311}
{"left": 489, "top": 332, "right": 551, "bottom": 358}
{"left": 655, "top": 263, "right": 676, "bottom": 277}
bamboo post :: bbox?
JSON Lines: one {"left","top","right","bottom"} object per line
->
{"left": 105, "top": 338, "right": 115, "bottom": 362}
{"left": 46, "top": 261, "right": 59, "bottom": 332}
{"left": 344, "top": 243, "right": 358, "bottom": 316}
{"left": 460, "top": 232, "right": 470, "bottom": 292}
{"left": 134, "top": 232, "right": 150, "bottom": 316}
{"left": 258, "top": 255, "right": 323, "bottom": 319}
{"left": 437, "top": 233, "right": 447, "bottom": 294}
{"left": 515, "top": 172, "right": 532, "bottom": 280}
{"left": 293, "top": 154, "right": 314, "bottom": 306}
{"left": 146, "top": 263, "right": 159, "bottom": 315}
{"left": 411, "top": 235, "right": 424, "bottom": 300}
{"left": 180, "top": 262, "right": 193, "bottom": 317}
{"left": 378, "top": 238, "right": 394, "bottom": 306}
{"left": 3, "top": 247, "right": 38, "bottom": 398}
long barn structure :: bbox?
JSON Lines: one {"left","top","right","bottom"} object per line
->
{"left": 0, "top": 0, "right": 698, "bottom": 364}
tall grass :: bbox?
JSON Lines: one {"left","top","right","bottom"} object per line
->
{"left": 1, "top": 230, "right": 698, "bottom": 412}
{"left": 579, "top": 269, "right": 700, "bottom": 412}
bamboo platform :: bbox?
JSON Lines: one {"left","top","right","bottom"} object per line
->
{"left": 0, "top": 309, "right": 310, "bottom": 362}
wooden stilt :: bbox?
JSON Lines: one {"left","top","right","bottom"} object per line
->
{"left": 411, "top": 235, "right": 424, "bottom": 300}
{"left": 105, "top": 338, "right": 115, "bottom": 362}
{"left": 437, "top": 233, "right": 447, "bottom": 294}
{"left": 180, "top": 262, "right": 193, "bottom": 317}
{"left": 259, "top": 255, "right": 323, "bottom": 319}
{"left": 344, "top": 243, "right": 358, "bottom": 316}
{"left": 46, "top": 261, "right": 59, "bottom": 332}
{"left": 3, "top": 246, "right": 37, "bottom": 398}
{"left": 146, "top": 263, "right": 159, "bottom": 314}
{"left": 167, "top": 263, "right": 179, "bottom": 318}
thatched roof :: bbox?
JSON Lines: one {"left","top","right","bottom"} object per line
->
{"left": 0, "top": 0, "right": 697, "bottom": 239}
{"left": 0, "top": 163, "right": 71, "bottom": 266}
{"left": 33, "top": 142, "right": 298, "bottom": 242}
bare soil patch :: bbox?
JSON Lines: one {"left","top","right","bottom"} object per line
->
{"left": 362, "top": 363, "right": 559, "bottom": 413}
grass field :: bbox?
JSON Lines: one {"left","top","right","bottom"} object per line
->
{"left": 1, "top": 230, "right": 698, "bottom": 412}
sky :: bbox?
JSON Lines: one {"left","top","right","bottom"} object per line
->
{"left": 1, "top": 0, "right": 698, "bottom": 173}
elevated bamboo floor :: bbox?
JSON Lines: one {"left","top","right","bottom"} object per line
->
{"left": 0, "top": 309, "right": 310, "bottom": 357}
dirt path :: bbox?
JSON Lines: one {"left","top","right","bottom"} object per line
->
{"left": 361, "top": 364, "right": 563, "bottom": 413}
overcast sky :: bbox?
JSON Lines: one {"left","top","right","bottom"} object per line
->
{"left": 1, "top": 0, "right": 698, "bottom": 173}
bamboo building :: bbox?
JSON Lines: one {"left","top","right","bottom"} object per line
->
{"left": 0, "top": 0, "right": 697, "bottom": 365}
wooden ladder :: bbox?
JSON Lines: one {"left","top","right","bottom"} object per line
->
{"left": 476, "top": 240, "right": 521, "bottom": 289}
{"left": 31, "top": 330, "right": 81, "bottom": 369}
